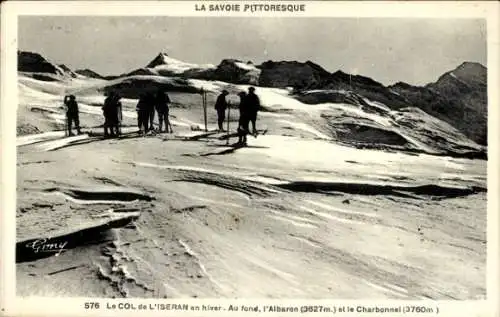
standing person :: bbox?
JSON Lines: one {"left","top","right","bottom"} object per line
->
{"left": 246, "top": 86, "right": 261, "bottom": 136}
{"left": 214, "top": 90, "right": 229, "bottom": 132}
{"left": 136, "top": 93, "right": 149, "bottom": 134}
{"left": 155, "top": 89, "right": 171, "bottom": 133}
{"left": 237, "top": 91, "right": 249, "bottom": 146}
{"left": 102, "top": 92, "right": 121, "bottom": 137}
{"left": 112, "top": 93, "right": 122, "bottom": 136}
{"left": 147, "top": 92, "right": 156, "bottom": 132}
{"left": 64, "top": 95, "right": 82, "bottom": 136}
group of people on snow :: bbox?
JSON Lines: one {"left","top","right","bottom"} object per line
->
{"left": 135, "top": 89, "right": 172, "bottom": 134}
{"left": 102, "top": 91, "right": 123, "bottom": 137}
{"left": 215, "top": 86, "right": 261, "bottom": 146}
{"left": 63, "top": 89, "right": 172, "bottom": 137}
{"left": 62, "top": 86, "right": 261, "bottom": 146}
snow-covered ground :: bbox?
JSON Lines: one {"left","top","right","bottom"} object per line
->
{"left": 16, "top": 73, "right": 487, "bottom": 299}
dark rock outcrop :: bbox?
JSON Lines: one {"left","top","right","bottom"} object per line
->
{"left": 18, "top": 51, "right": 63, "bottom": 75}
{"left": 258, "top": 60, "right": 331, "bottom": 89}
{"left": 318, "top": 70, "right": 410, "bottom": 110}
{"left": 103, "top": 77, "right": 198, "bottom": 99}
{"left": 390, "top": 62, "right": 487, "bottom": 145}
{"left": 210, "top": 59, "right": 260, "bottom": 85}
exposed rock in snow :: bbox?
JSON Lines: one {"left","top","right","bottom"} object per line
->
{"left": 209, "top": 59, "right": 261, "bottom": 85}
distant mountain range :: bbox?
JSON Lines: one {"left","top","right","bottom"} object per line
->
{"left": 17, "top": 50, "right": 487, "bottom": 145}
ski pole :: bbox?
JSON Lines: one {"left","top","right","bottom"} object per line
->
{"left": 119, "top": 105, "right": 123, "bottom": 135}
{"left": 203, "top": 90, "right": 208, "bottom": 132}
{"left": 63, "top": 96, "right": 68, "bottom": 137}
{"left": 168, "top": 119, "right": 174, "bottom": 133}
{"left": 226, "top": 102, "right": 230, "bottom": 145}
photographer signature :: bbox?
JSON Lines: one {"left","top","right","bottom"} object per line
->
{"left": 25, "top": 238, "right": 68, "bottom": 256}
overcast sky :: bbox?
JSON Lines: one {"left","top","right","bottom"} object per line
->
{"left": 18, "top": 17, "right": 486, "bottom": 86}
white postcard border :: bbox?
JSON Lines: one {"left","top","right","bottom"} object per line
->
{"left": 1, "top": 1, "right": 499, "bottom": 317}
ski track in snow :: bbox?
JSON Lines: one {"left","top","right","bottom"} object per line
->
{"left": 299, "top": 206, "right": 367, "bottom": 225}
{"left": 305, "top": 200, "right": 379, "bottom": 219}
{"left": 362, "top": 280, "right": 409, "bottom": 298}
{"left": 277, "top": 119, "right": 332, "bottom": 140}
{"left": 267, "top": 215, "right": 319, "bottom": 229}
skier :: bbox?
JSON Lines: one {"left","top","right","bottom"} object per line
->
{"left": 136, "top": 93, "right": 150, "bottom": 134}
{"left": 64, "top": 95, "right": 82, "bottom": 136}
{"left": 112, "top": 93, "right": 123, "bottom": 136}
{"left": 102, "top": 92, "right": 122, "bottom": 137}
{"left": 246, "top": 87, "right": 261, "bottom": 136}
{"left": 237, "top": 91, "right": 250, "bottom": 146}
{"left": 155, "top": 89, "right": 171, "bottom": 133}
{"left": 214, "top": 90, "right": 229, "bottom": 132}
{"left": 148, "top": 92, "right": 156, "bottom": 132}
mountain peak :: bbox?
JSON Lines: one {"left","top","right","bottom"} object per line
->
{"left": 456, "top": 61, "right": 486, "bottom": 71}
{"left": 429, "top": 61, "right": 487, "bottom": 89}
{"left": 146, "top": 52, "right": 171, "bottom": 68}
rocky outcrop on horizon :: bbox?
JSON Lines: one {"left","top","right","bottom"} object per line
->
{"left": 208, "top": 59, "right": 260, "bottom": 85}
{"left": 18, "top": 51, "right": 80, "bottom": 81}
{"left": 257, "top": 60, "right": 332, "bottom": 89}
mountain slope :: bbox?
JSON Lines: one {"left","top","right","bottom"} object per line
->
{"left": 75, "top": 69, "right": 105, "bottom": 79}
{"left": 114, "top": 55, "right": 488, "bottom": 146}
{"left": 258, "top": 60, "right": 332, "bottom": 89}
{"left": 390, "top": 62, "right": 487, "bottom": 145}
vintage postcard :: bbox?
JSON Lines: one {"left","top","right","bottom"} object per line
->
{"left": 1, "top": 1, "right": 499, "bottom": 316}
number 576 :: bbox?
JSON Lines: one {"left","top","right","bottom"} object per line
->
{"left": 85, "top": 302, "right": 100, "bottom": 309}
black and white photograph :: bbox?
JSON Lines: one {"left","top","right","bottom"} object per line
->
{"left": 4, "top": 2, "right": 497, "bottom": 308}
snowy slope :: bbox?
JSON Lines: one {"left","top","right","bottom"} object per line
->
{"left": 16, "top": 124, "right": 486, "bottom": 299}
{"left": 17, "top": 72, "right": 485, "bottom": 158}
{"left": 15, "top": 68, "right": 487, "bottom": 300}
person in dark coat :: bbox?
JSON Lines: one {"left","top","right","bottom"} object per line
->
{"left": 155, "top": 89, "right": 171, "bottom": 133}
{"left": 237, "top": 91, "right": 250, "bottom": 145}
{"left": 136, "top": 93, "right": 150, "bottom": 134}
{"left": 214, "top": 90, "right": 229, "bottom": 131}
{"left": 112, "top": 94, "right": 122, "bottom": 136}
{"left": 147, "top": 92, "right": 156, "bottom": 132}
{"left": 246, "top": 87, "right": 261, "bottom": 136}
{"left": 64, "top": 95, "right": 81, "bottom": 136}
{"left": 102, "top": 92, "right": 122, "bottom": 137}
